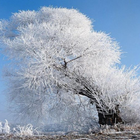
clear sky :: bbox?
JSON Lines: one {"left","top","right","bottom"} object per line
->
{"left": 0, "top": 0, "right": 140, "bottom": 122}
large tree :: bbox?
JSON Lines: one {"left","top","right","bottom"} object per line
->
{"left": 0, "top": 7, "right": 140, "bottom": 126}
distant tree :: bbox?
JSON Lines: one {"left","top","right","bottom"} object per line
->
{"left": 3, "top": 120, "right": 10, "bottom": 134}
{"left": 0, "top": 7, "right": 140, "bottom": 125}
{"left": 0, "top": 122, "right": 2, "bottom": 133}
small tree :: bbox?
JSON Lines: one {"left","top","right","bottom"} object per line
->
{"left": 3, "top": 120, "right": 10, "bottom": 134}
{"left": 0, "top": 7, "right": 140, "bottom": 125}
{"left": 0, "top": 122, "right": 2, "bottom": 133}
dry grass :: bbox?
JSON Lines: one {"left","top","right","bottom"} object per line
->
{"left": 0, "top": 132, "right": 140, "bottom": 140}
{"left": 99, "top": 123, "right": 140, "bottom": 134}
{"left": 1, "top": 124, "right": 140, "bottom": 139}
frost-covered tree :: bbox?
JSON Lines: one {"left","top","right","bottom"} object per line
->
{"left": 0, "top": 122, "right": 2, "bottom": 133}
{"left": 3, "top": 120, "right": 10, "bottom": 134}
{"left": 0, "top": 7, "right": 140, "bottom": 125}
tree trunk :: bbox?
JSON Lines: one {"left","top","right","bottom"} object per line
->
{"left": 78, "top": 91, "right": 123, "bottom": 125}
{"left": 96, "top": 105, "right": 123, "bottom": 125}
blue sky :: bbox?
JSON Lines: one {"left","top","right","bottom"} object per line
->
{"left": 0, "top": 0, "right": 140, "bottom": 122}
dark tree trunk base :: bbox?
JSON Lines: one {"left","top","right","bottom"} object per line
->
{"left": 97, "top": 105, "right": 123, "bottom": 126}
{"left": 98, "top": 111, "right": 123, "bottom": 126}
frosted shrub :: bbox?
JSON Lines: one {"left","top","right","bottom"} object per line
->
{"left": 3, "top": 120, "right": 10, "bottom": 134}
{"left": 13, "top": 124, "right": 38, "bottom": 136}
{"left": 0, "top": 122, "right": 2, "bottom": 133}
